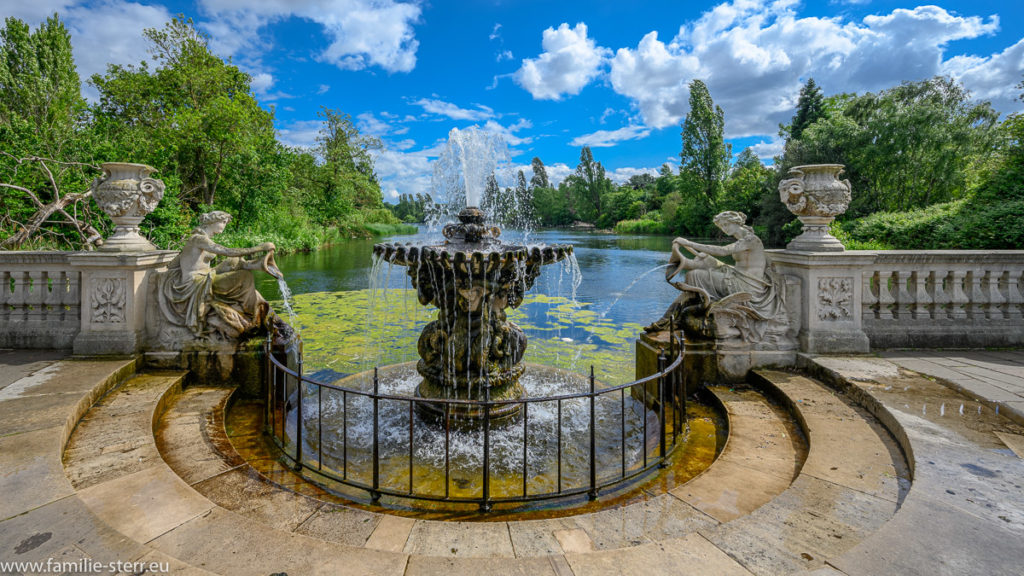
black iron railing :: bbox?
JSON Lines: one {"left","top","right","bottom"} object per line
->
{"left": 263, "top": 334, "right": 686, "bottom": 511}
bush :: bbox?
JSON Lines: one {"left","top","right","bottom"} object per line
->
{"left": 614, "top": 218, "right": 669, "bottom": 235}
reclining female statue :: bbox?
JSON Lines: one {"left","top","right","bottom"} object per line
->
{"left": 645, "top": 211, "right": 788, "bottom": 344}
{"left": 157, "top": 211, "right": 281, "bottom": 341}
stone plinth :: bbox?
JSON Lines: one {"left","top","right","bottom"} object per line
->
{"left": 69, "top": 251, "right": 177, "bottom": 355}
{"left": 768, "top": 250, "right": 873, "bottom": 354}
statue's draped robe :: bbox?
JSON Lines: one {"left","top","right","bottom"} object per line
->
{"left": 157, "top": 238, "right": 267, "bottom": 339}
{"left": 682, "top": 264, "right": 788, "bottom": 341}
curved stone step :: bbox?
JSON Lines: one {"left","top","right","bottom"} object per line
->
{"left": 804, "top": 355, "right": 1024, "bottom": 576}
{"left": 158, "top": 383, "right": 814, "bottom": 561}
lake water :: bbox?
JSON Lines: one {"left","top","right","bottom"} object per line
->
{"left": 256, "top": 228, "right": 688, "bottom": 385}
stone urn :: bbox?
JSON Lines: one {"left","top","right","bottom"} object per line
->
{"left": 778, "top": 164, "right": 851, "bottom": 252}
{"left": 91, "top": 162, "right": 165, "bottom": 252}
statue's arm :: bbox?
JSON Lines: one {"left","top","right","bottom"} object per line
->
{"left": 197, "top": 236, "right": 274, "bottom": 258}
{"left": 674, "top": 237, "right": 738, "bottom": 258}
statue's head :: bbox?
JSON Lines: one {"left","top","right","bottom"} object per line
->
{"left": 713, "top": 211, "right": 745, "bottom": 232}
{"left": 198, "top": 210, "right": 232, "bottom": 235}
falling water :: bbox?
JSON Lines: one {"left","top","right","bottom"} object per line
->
{"left": 276, "top": 277, "right": 297, "bottom": 327}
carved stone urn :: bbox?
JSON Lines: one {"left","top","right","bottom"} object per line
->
{"left": 778, "top": 164, "right": 851, "bottom": 252}
{"left": 92, "top": 162, "right": 165, "bottom": 252}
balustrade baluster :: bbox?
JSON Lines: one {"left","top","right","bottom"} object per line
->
{"left": 911, "top": 270, "right": 932, "bottom": 320}
{"left": 893, "top": 270, "right": 914, "bottom": 319}
{"left": 877, "top": 270, "right": 896, "bottom": 320}
{"left": 1005, "top": 268, "right": 1024, "bottom": 320}
{"left": 0, "top": 271, "right": 10, "bottom": 325}
{"left": 966, "top": 270, "right": 986, "bottom": 319}
{"left": 983, "top": 269, "right": 1006, "bottom": 320}
{"left": 949, "top": 270, "right": 969, "bottom": 320}
{"left": 931, "top": 270, "right": 952, "bottom": 320}
{"left": 862, "top": 271, "right": 879, "bottom": 322}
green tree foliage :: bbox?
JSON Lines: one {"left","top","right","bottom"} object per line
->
{"left": 91, "top": 17, "right": 277, "bottom": 209}
{"left": 565, "top": 146, "right": 611, "bottom": 223}
{"left": 785, "top": 77, "right": 998, "bottom": 215}
{"left": 389, "top": 193, "right": 429, "bottom": 222}
{"left": 783, "top": 77, "right": 825, "bottom": 141}
{"left": 680, "top": 79, "right": 730, "bottom": 203}
{"left": 529, "top": 156, "right": 549, "bottom": 189}
{"left": 720, "top": 147, "right": 772, "bottom": 218}
{"left": 532, "top": 186, "right": 573, "bottom": 227}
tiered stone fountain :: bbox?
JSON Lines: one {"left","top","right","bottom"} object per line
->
{"left": 374, "top": 159, "right": 571, "bottom": 422}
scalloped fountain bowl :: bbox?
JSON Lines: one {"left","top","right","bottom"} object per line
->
{"left": 373, "top": 207, "right": 572, "bottom": 424}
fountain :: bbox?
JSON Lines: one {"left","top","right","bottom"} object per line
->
{"left": 373, "top": 128, "right": 571, "bottom": 423}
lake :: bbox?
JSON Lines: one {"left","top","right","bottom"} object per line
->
{"left": 256, "top": 228, "right": 687, "bottom": 385}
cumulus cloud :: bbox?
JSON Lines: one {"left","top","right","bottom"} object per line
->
{"left": 372, "top": 142, "right": 443, "bottom": 198}
{"left": 518, "top": 2, "right": 1019, "bottom": 140}
{"left": 414, "top": 98, "right": 494, "bottom": 121}
{"left": 276, "top": 120, "right": 322, "bottom": 149}
{"left": 570, "top": 125, "right": 651, "bottom": 147}
{"left": 610, "top": 2, "right": 1013, "bottom": 136}
{"left": 481, "top": 118, "right": 533, "bottom": 147}
{"left": 250, "top": 72, "right": 275, "bottom": 93}
{"left": 606, "top": 166, "right": 660, "bottom": 184}
{"left": 515, "top": 23, "right": 611, "bottom": 100}
{"left": 196, "top": 0, "right": 421, "bottom": 73}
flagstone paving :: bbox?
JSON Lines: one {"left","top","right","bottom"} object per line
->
{"left": 0, "top": 350, "right": 1022, "bottom": 574}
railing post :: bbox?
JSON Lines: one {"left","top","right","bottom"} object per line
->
{"left": 589, "top": 365, "right": 598, "bottom": 500}
{"left": 657, "top": 350, "right": 667, "bottom": 467}
{"left": 481, "top": 380, "right": 492, "bottom": 512}
{"left": 371, "top": 367, "right": 381, "bottom": 503}
{"left": 264, "top": 334, "right": 271, "bottom": 435}
{"left": 294, "top": 340, "right": 304, "bottom": 471}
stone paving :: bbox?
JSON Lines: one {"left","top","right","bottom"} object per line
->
{"left": 1, "top": 350, "right": 1023, "bottom": 575}
{"left": 878, "top": 349, "right": 1024, "bottom": 426}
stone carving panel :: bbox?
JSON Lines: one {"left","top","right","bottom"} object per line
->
{"left": 818, "top": 276, "right": 853, "bottom": 320}
{"left": 91, "top": 277, "right": 126, "bottom": 323}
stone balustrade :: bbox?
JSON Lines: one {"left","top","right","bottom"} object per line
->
{"left": 860, "top": 251, "right": 1024, "bottom": 348}
{"left": 0, "top": 252, "right": 81, "bottom": 349}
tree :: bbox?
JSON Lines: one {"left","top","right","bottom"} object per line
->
{"left": 793, "top": 77, "right": 998, "bottom": 214}
{"left": 529, "top": 157, "right": 549, "bottom": 189}
{"left": 680, "top": 79, "right": 730, "bottom": 203}
{"left": 0, "top": 16, "right": 107, "bottom": 249}
{"left": 721, "top": 147, "right": 772, "bottom": 218}
{"left": 0, "top": 15, "right": 84, "bottom": 157}
{"left": 91, "top": 17, "right": 277, "bottom": 208}
{"left": 513, "top": 169, "right": 535, "bottom": 228}
{"left": 785, "top": 77, "right": 825, "bottom": 141}
{"left": 566, "top": 146, "right": 611, "bottom": 223}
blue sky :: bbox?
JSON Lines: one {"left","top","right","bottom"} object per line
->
{"left": 3, "top": 0, "right": 1023, "bottom": 201}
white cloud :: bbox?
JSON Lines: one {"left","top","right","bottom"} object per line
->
{"left": 750, "top": 137, "right": 784, "bottom": 160}
{"left": 196, "top": 0, "right": 421, "bottom": 73}
{"left": 606, "top": 2, "right": 1013, "bottom": 137}
{"left": 372, "top": 142, "right": 442, "bottom": 198}
{"left": 251, "top": 72, "right": 275, "bottom": 93}
{"left": 943, "top": 38, "right": 1024, "bottom": 114}
{"left": 413, "top": 98, "right": 494, "bottom": 121}
{"left": 606, "top": 166, "right": 660, "bottom": 184}
{"left": 277, "top": 120, "right": 321, "bottom": 149}
{"left": 515, "top": 22, "right": 611, "bottom": 100}
{"left": 481, "top": 118, "right": 533, "bottom": 147}
{"left": 570, "top": 125, "right": 651, "bottom": 147}
{"left": 317, "top": 84, "right": 330, "bottom": 95}
{"left": 497, "top": 50, "right": 514, "bottom": 62}
{"left": 0, "top": 0, "right": 78, "bottom": 23}
{"left": 489, "top": 23, "right": 502, "bottom": 41}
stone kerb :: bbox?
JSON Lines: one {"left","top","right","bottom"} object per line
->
{"left": 68, "top": 250, "right": 177, "bottom": 355}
